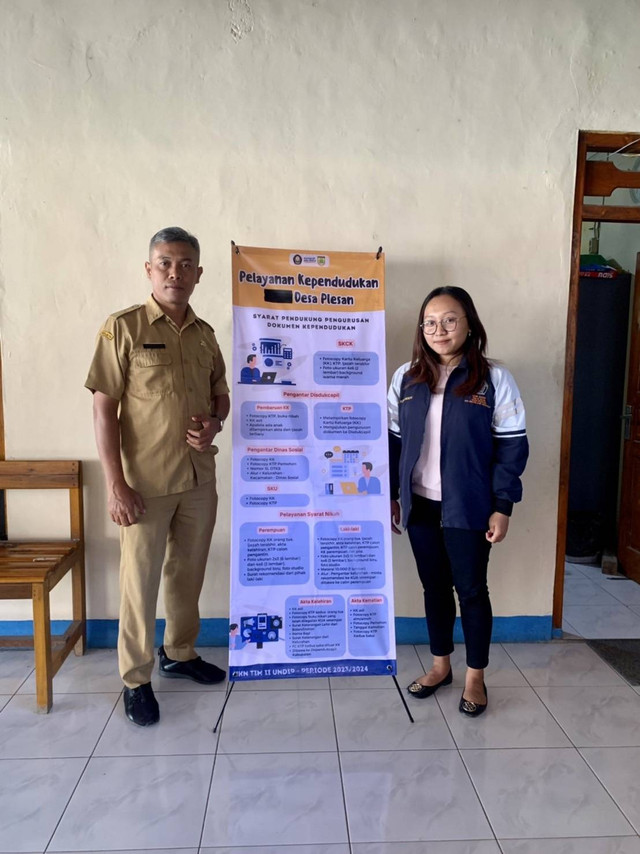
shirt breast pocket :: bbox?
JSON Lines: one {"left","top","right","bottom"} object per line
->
{"left": 197, "top": 350, "right": 215, "bottom": 373}
{"left": 128, "top": 350, "right": 173, "bottom": 398}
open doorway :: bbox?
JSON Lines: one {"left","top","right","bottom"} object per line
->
{"left": 556, "top": 131, "right": 640, "bottom": 638}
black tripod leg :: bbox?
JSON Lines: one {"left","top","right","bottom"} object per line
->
{"left": 212, "top": 680, "right": 235, "bottom": 733}
{"left": 392, "top": 675, "right": 415, "bottom": 723}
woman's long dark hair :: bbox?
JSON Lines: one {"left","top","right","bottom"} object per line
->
{"left": 406, "top": 286, "right": 489, "bottom": 396}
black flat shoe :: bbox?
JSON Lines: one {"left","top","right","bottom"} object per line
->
{"left": 406, "top": 668, "right": 453, "bottom": 698}
{"left": 459, "top": 682, "right": 488, "bottom": 716}
{"left": 158, "top": 645, "right": 226, "bottom": 684}
{"left": 123, "top": 682, "right": 159, "bottom": 727}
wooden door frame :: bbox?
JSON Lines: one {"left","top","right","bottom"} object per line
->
{"left": 0, "top": 350, "right": 5, "bottom": 539}
{"left": 616, "top": 253, "right": 640, "bottom": 584}
{"left": 554, "top": 130, "right": 640, "bottom": 629}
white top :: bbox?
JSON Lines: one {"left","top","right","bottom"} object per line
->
{"left": 411, "top": 364, "right": 450, "bottom": 500}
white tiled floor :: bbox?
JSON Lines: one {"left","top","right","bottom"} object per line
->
{"left": 563, "top": 562, "right": 640, "bottom": 638}
{"left": 2, "top": 643, "right": 640, "bottom": 853}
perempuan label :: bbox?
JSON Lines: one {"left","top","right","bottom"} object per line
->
{"left": 289, "top": 253, "right": 330, "bottom": 268}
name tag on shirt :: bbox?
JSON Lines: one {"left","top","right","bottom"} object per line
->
{"left": 143, "top": 343, "right": 166, "bottom": 349}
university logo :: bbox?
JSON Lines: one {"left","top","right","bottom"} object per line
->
{"left": 465, "top": 382, "right": 489, "bottom": 408}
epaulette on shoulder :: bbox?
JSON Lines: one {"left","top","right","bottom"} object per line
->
{"left": 197, "top": 316, "right": 216, "bottom": 334}
{"left": 111, "top": 304, "right": 142, "bottom": 320}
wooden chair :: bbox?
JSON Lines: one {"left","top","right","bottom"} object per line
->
{"left": 0, "top": 461, "right": 86, "bottom": 712}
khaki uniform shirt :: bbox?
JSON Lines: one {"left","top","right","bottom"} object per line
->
{"left": 85, "top": 295, "right": 229, "bottom": 498}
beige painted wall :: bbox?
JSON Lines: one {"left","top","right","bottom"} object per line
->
{"left": 2, "top": 0, "right": 640, "bottom": 623}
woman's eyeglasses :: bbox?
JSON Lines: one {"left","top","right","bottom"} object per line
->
{"left": 420, "top": 316, "right": 466, "bottom": 335}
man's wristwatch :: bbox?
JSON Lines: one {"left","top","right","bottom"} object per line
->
{"left": 213, "top": 415, "right": 225, "bottom": 430}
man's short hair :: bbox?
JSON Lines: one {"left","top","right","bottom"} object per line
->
{"left": 149, "top": 227, "right": 200, "bottom": 260}
{"left": 362, "top": 461, "right": 373, "bottom": 472}
{"left": 247, "top": 355, "right": 256, "bottom": 363}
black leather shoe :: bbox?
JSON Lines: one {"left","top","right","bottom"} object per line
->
{"left": 158, "top": 646, "right": 226, "bottom": 684}
{"left": 123, "top": 682, "right": 159, "bottom": 726}
{"left": 407, "top": 668, "right": 453, "bottom": 698}
{"left": 459, "top": 682, "right": 488, "bottom": 717}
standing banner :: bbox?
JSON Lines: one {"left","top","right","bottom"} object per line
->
{"left": 229, "top": 245, "right": 396, "bottom": 681}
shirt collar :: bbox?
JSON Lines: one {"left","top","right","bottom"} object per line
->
{"left": 145, "top": 295, "right": 198, "bottom": 329}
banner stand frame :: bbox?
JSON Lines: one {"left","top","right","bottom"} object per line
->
{"left": 212, "top": 680, "right": 236, "bottom": 733}
{"left": 391, "top": 675, "right": 415, "bottom": 723}
{"left": 212, "top": 674, "right": 414, "bottom": 733}
{"left": 226, "top": 243, "right": 405, "bottom": 732}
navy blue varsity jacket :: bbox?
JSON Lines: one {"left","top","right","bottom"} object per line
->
{"left": 387, "top": 359, "right": 529, "bottom": 530}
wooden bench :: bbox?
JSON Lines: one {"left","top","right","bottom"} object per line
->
{"left": 0, "top": 461, "right": 86, "bottom": 712}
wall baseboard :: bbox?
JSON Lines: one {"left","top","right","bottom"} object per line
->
{"left": 0, "top": 614, "right": 553, "bottom": 648}
{"left": 396, "top": 615, "right": 553, "bottom": 644}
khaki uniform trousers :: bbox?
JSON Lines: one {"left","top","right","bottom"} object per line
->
{"left": 118, "top": 479, "right": 218, "bottom": 688}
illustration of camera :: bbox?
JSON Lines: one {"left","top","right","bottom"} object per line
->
{"left": 241, "top": 613, "right": 283, "bottom": 648}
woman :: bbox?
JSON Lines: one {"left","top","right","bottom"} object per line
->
{"left": 387, "top": 286, "right": 528, "bottom": 716}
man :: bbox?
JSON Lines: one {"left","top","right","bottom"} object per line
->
{"left": 357, "top": 461, "right": 381, "bottom": 495}
{"left": 85, "top": 227, "right": 230, "bottom": 727}
{"left": 240, "top": 354, "right": 261, "bottom": 383}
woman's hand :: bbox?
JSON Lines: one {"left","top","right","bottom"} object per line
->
{"left": 486, "top": 512, "right": 509, "bottom": 543}
{"left": 391, "top": 500, "right": 402, "bottom": 535}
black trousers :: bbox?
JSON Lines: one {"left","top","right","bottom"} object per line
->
{"left": 406, "top": 494, "right": 492, "bottom": 669}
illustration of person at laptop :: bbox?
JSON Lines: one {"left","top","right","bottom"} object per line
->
{"left": 240, "top": 354, "right": 261, "bottom": 383}
{"left": 358, "top": 461, "right": 381, "bottom": 495}
{"left": 229, "top": 623, "right": 249, "bottom": 650}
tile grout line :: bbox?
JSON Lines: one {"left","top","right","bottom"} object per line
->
{"left": 563, "top": 624, "right": 583, "bottom": 638}
{"left": 502, "top": 639, "right": 636, "bottom": 689}
{"left": 42, "top": 687, "right": 123, "bottom": 853}
{"left": 503, "top": 635, "right": 635, "bottom": 751}
{"left": 527, "top": 685, "right": 585, "bottom": 747}
{"left": 433, "top": 679, "right": 501, "bottom": 850}
{"left": 196, "top": 682, "right": 227, "bottom": 853}
{"left": 583, "top": 640, "right": 640, "bottom": 689}
{"left": 529, "top": 677, "right": 640, "bottom": 750}
{"left": 575, "top": 746, "right": 639, "bottom": 835}
{"left": 6, "top": 641, "right": 640, "bottom": 851}
{"left": 499, "top": 640, "right": 539, "bottom": 689}
{"left": 6, "top": 655, "right": 35, "bottom": 700}
{"left": 328, "top": 674, "right": 353, "bottom": 854}
{"left": 459, "top": 742, "right": 640, "bottom": 843}
{"left": 562, "top": 597, "right": 640, "bottom": 640}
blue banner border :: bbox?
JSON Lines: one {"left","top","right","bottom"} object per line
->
{"left": 229, "top": 658, "right": 396, "bottom": 680}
